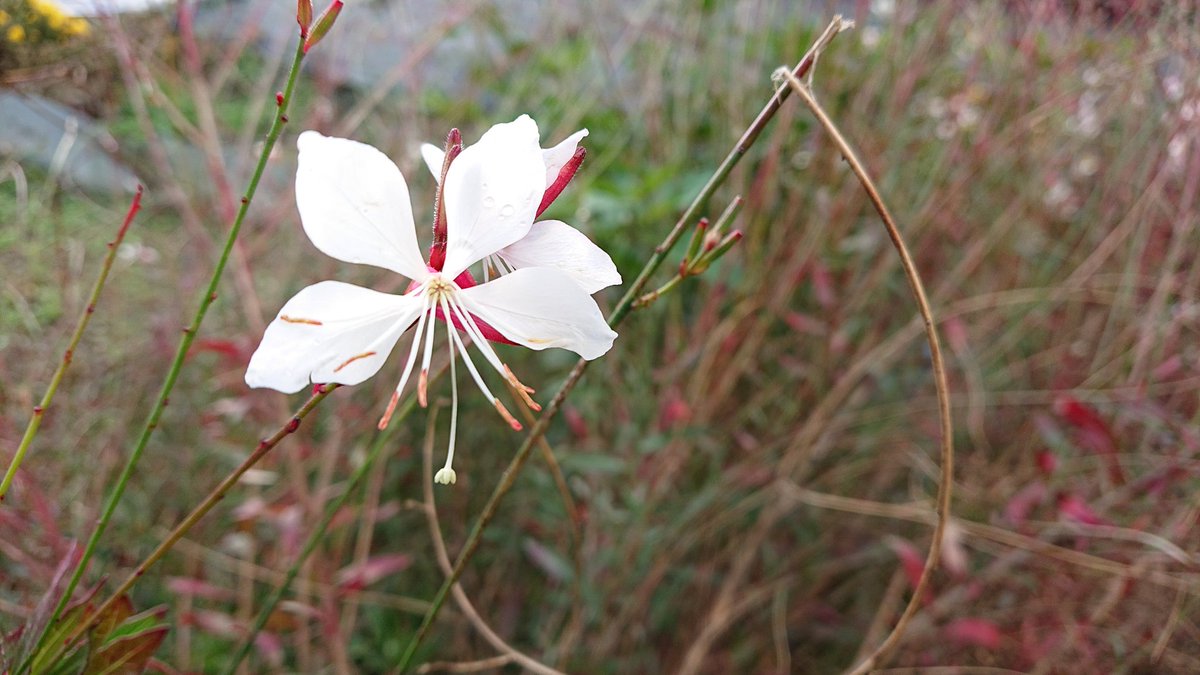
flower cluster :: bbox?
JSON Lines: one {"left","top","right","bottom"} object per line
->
{"left": 246, "top": 115, "right": 619, "bottom": 485}
{"left": 0, "top": 0, "right": 88, "bottom": 45}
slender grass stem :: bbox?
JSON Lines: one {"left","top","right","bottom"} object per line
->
{"left": 59, "top": 385, "right": 339, "bottom": 650}
{"left": 394, "top": 19, "right": 845, "bottom": 673}
{"left": 0, "top": 186, "right": 143, "bottom": 500}
{"left": 775, "top": 63, "right": 955, "bottom": 675}
{"left": 16, "top": 39, "right": 309, "bottom": 675}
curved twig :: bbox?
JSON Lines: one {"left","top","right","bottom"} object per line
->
{"left": 420, "top": 405, "right": 567, "bottom": 675}
{"left": 774, "top": 65, "right": 955, "bottom": 674}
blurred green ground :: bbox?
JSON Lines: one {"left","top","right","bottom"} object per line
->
{"left": 2, "top": 1, "right": 1199, "bottom": 672}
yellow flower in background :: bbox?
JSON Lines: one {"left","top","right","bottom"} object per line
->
{"left": 7, "top": 24, "right": 25, "bottom": 41}
{"left": 0, "top": 9, "right": 10, "bottom": 25}
{"left": 28, "top": 0, "right": 89, "bottom": 35}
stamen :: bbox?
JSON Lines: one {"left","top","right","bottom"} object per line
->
{"left": 377, "top": 293, "right": 432, "bottom": 430}
{"left": 504, "top": 364, "right": 541, "bottom": 412}
{"left": 493, "top": 399, "right": 522, "bottom": 431}
{"left": 333, "top": 350, "right": 376, "bottom": 373}
{"left": 280, "top": 315, "right": 322, "bottom": 325}
{"left": 377, "top": 391, "right": 400, "bottom": 430}
{"left": 418, "top": 288, "right": 439, "bottom": 407}
{"left": 440, "top": 296, "right": 520, "bottom": 430}
{"left": 434, "top": 324, "right": 460, "bottom": 486}
{"left": 448, "top": 297, "right": 541, "bottom": 412}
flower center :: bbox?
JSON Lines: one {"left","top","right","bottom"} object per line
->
{"left": 375, "top": 273, "right": 542, "bottom": 485}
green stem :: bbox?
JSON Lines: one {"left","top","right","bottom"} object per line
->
{"left": 221, "top": 388, "right": 423, "bottom": 674}
{"left": 18, "top": 39, "right": 309, "bottom": 675}
{"left": 396, "top": 31, "right": 832, "bottom": 674}
{"left": 0, "top": 186, "right": 143, "bottom": 500}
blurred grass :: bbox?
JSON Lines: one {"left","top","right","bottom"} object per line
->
{"left": 2, "top": 0, "right": 1200, "bottom": 672}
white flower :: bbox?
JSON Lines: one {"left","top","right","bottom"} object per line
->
{"left": 245, "top": 115, "right": 619, "bottom": 484}
{"left": 420, "top": 128, "right": 621, "bottom": 294}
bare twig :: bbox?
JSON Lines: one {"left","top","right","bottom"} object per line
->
{"left": 775, "top": 45, "right": 955, "bottom": 673}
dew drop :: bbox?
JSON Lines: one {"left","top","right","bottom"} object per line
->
{"left": 499, "top": 204, "right": 515, "bottom": 217}
{"left": 483, "top": 196, "right": 496, "bottom": 208}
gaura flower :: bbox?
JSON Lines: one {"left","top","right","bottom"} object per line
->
{"left": 420, "top": 128, "right": 621, "bottom": 294}
{"left": 245, "top": 115, "right": 619, "bottom": 484}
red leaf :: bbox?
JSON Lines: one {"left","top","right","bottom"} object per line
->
{"left": 1053, "top": 395, "right": 1124, "bottom": 484}
{"left": 335, "top": 554, "right": 412, "bottom": 591}
{"left": 1004, "top": 481, "right": 1047, "bottom": 526}
{"left": 945, "top": 618, "right": 1002, "bottom": 649}
{"left": 885, "top": 536, "right": 925, "bottom": 589}
{"left": 1056, "top": 492, "right": 1110, "bottom": 526}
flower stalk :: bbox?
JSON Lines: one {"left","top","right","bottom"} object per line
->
{"left": 0, "top": 186, "right": 143, "bottom": 501}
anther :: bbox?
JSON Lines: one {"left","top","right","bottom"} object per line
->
{"left": 504, "top": 365, "right": 540, "bottom": 411}
{"left": 377, "top": 391, "right": 400, "bottom": 430}
{"left": 493, "top": 399, "right": 522, "bottom": 431}
{"left": 418, "top": 370, "right": 429, "bottom": 407}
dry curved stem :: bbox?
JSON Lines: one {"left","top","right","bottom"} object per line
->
{"left": 508, "top": 383, "right": 587, "bottom": 663}
{"left": 421, "top": 405, "right": 566, "bottom": 675}
{"left": 775, "top": 65, "right": 955, "bottom": 674}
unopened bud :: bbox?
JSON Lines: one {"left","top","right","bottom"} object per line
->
{"left": 434, "top": 468, "right": 457, "bottom": 485}
{"left": 691, "top": 230, "right": 743, "bottom": 274}
{"left": 297, "top": 0, "right": 313, "bottom": 38}
{"left": 303, "top": 0, "right": 343, "bottom": 54}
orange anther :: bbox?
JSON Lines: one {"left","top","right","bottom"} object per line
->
{"left": 494, "top": 399, "right": 523, "bottom": 431}
{"left": 377, "top": 391, "right": 400, "bottom": 430}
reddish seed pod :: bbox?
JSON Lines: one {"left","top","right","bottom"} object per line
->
{"left": 275, "top": 91, "right": 284, "bottom": 106}
{"left": 33, "top": 406, "right": 44, "bottom": 415}
{"left": 240, "top": 196, "right": 249, "bottom": 205}
{"left": 286, "top": 417, "right": 301, "bottom": 433}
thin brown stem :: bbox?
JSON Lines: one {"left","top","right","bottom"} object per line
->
{"left": 420, "top": 406, "right": 565, "bottom": 675}
{"left": 776, "top": 59, "right": 954, "bottom": 674}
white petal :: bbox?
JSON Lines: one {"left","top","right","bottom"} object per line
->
{"left": 296, "top": 131, "right": 428, "bottom": 282}
{"left": 246, "top": 281, "right": 424, "bottom": 393}
{"left": 498, "top": 220, "right": 621, "bottom": 294}
{"left": 457, "top": 267, "right": 617, "bottom": 360}
{"left": 441, "top": 115, "right": 545, "bottom": 278}
{"left": 420, "top": 143, "right": 445, "bottom": 182}
{"left": 542, "top": 128, "right": 588, "bottom": 186}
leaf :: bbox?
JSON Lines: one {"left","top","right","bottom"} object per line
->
{"left": 83, "top": 626, "right": 167, "bottom": 675}
{"left": 28, "top": 581, "right": 103, "bottom": 675}
{"left": 12, "top": 542, "right": 81, "bottom": 667}
{"left": 105, "top": 606, "right": 168, "bottom": 642}
{"left": 88, "top": 595, "right": 134, "bottom": 654}
{"left": 335, "top": 554, "right": 412, "bottom": 591}
{"left": 945, "top": 617, "right": 1002, "bottom": 649}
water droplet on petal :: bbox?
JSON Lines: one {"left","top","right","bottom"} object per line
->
{"left": 499, "top": 204, "right": 515, "bottom": 217}
{"left": 483, "top": 196, "right": 496, "bottom": 208}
